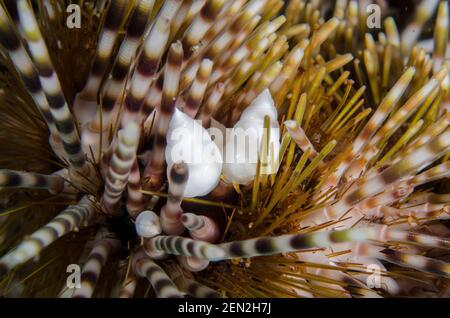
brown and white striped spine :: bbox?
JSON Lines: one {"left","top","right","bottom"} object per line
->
{"left": 93, "top": 0, "right": 155, "bottom": 129}
{"left": 394, "top": 112, "right": 450, "bottom": 165}
{"left": 284, "top": 120, "right": 324, "bottom": 167}
{"left": 310, "top": 130, "right": 450, "bottom": 225}
{"left": 72, "top": 234, "right": 122, "bottom": 298}
{"left": 181, "top": 0, "right": 226, "bottom": 60}
{"left": 126, "top": 160, "right": 147, "bottom": 218}
{"left": 325, "top": 67, "right": 416, "bottom": 187}
{"left": 178, "top": 58, "right": 213, "bottom": 118}
{"left": 405, "top": 161, "right": 450, "bottom": 187}
{"left": 0, "top": 4, "right": 57, "bottom": 139}
{"left": 432, "top": 1, "right": 449, "bottom": 73}
{"left": 354, "top": 187, "right": 413, "bottom": 218}
{"left": 369, "top": 67, "right": 448, "bottom": 147}
{"left": 217, "top": 226, "right": 450, "bottom": 261}
{"left": 197, "top": 82, "right": 225, "bottom": 128}
{"left": 181, "top": 213, "right": 220, "bottom": 243}
{"left": 102, "top": 122, "right": 140, "bottom": 215}
{"left": 118, "top": 275, "right": 138, "bottom": 298}
{"left": 176, "top": 255, "right": 210, "bottom": 272}
{"left": 160, "top": 162, "right": 189, "bottom": 235}
{"left": 180, "top": 0, "right": 265, "bottom": 89}
{"left": 359, "top": 244, "right": 450, "bottom": 279}
{"left": 175, "top": 277, "right": 223, "bottom": 298}
{"left": 144, "top": 42, "right": 183, "bottom": 190}
{"left": 0, "top": 196, "right": 96, "bottom": 278}
{"left": 147, "top": 235, "right": 226, "bottom": 261}
{"left": 140, "top": 73, "right": 164, "bottom": 124}
{"left": 132, "top": 250, "right": 184, "bottom": 298}
{"left": 169, "top": 0, "right": 194, "bottom": 40}
{"left": 120, "top": 1, "right": 181, "bottom": 126}
{"left": 74, "top": 0, "right": 127, "bottom": 125}
{"left": 16, "top": 0, "right": 85, "bottom": 169}
{"left": 0, "top": 169, "right": 65, "bottom": 193}
{"left": 401, "top": 0, "right": 440, "bottom": 55}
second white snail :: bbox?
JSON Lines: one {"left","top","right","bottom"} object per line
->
{"left": 165, "top": 108, "right": 223, "bottom": 198}
{"left": 222, "top": 89, "right": 281, "bottom": 184}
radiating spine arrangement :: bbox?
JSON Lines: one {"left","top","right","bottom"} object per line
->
{"left": 0, "top": 0, "right": 449, "bottom": 298}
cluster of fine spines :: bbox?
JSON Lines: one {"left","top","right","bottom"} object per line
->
{"left": 72, "top": 233, "right": 121, "bottom": 298}
{"left": 132, "top": 250, "right": 183, "bottom": 298}
{"left": 0, "top": 196, "right": 96, "bottom": 278}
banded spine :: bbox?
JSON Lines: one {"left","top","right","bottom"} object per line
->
{"left": 120, "top": 1, "right": 181, "bottom": 125}
{"left": 170, "top": 0, "right": 194, "bottom": 41}
{"left": 144, "top": 42, "right": 183, "bottom": 190}
{"left": 74, "top": 0, "right": 127, "bottom": 125}
{"left": 284, "top": 120, "right": 322, "bottom": 165}
{"left": 379, "top": 249, "right": 450, "bottom": 278}
{"left": 354, "top": 187, "right": 413, "bottom": 218}
{"left": 102, "top": 122, "right": 140, "bottom": 215}
{"left": 176, "top": 256, "right": 210, "bottom": 272}
{"left": 118, "top": 275, "right": 137, "bottom": 298}
{"left": 178, "top": 58, "right": 213, "bottom": 118}
{"left": 160, "top": 162, "right": 189, "bottom": 235}
{"left": 16, "top": 0, "right": 85, "bottom": 168}
{"left": 181, "top": 213, "right": 220, "bottom": 243}
{"left": 370, "top": 67, "right": 448, "bottom": 147}
{"left": 93, "top": 0, "right": 155, "bottom": 129}
{"left": 217, "top": 226, "right": 450, "bottom": 260}
{"left": 406, "top": 161, "right": 450, "bottom": 187}
{"left": 313, "top": 130, "right": 450, "bottom": 224}
{"left": 72, "top": 235, "right": 121, "bottom": 298}
{"left": 359, "top": 244, "right": 450, "bottom": 279}
{"left": 126, "top": 160, "right": 147, "bottom": 218}
{"left": 401, "top": 0, "right": 440, "bottom": 55}
{"left": 432, "top": 1, "right": 449, "bottom": 73}
{"left": 325, "top": 67, "right": 416, "bottom": 186}
{"left": 147, "top": 235, "right": 226, "bottom": 261}
{"left": 0, "top": 169, "right": 64, "bottom": 193}
{"left": 0, "top": 4, "right": 57, "bottom": 139}
{"left": 176, "top": 278, "right": 223, "bottom": 298}
{"left": 0, "top": 196, "right": 96, "bottom": 277}
{"left": 197, "top": 82, "right": 225, "bottom": 128}
{"left": 181, "top": 0, "right": 226, "bottom": 60}
{"left": 132, "top": 251, "right": 184, "bottom": 298}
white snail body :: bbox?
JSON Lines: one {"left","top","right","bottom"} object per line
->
{"left": 135, "top": 211, "right": 161, "bottom": 238}
{"left": 222, "top": 89, "right": 281, "bottom": 184}
{"left": 165, "top": 108, "right": 223, "bottom": 197}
